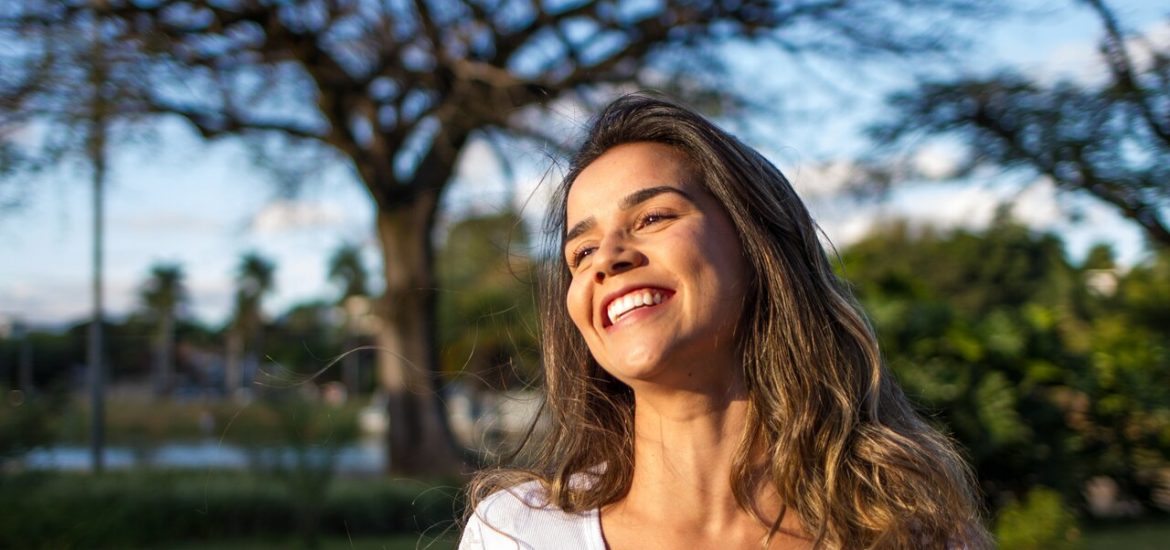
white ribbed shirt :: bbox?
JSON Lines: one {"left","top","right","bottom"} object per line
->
{"left": 459, "top": 481, "right": 606, "bottom": 550}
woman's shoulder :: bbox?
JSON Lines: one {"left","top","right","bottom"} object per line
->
{"left": 473, "top": 467, "right": 602, "bottom": 515}
{"left": 469, "top": 480, "right": 590, "bottom": 528}
{"left": 476, "top": 480, "right": 556, "bottom": 516}
{"left": 460, "top": 480, "right": 604, "bottom": 550}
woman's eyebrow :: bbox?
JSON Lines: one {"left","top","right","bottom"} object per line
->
{"left": 564, "top": 218, "right": 596, "bottom": 246}
{"left": 620, "top": 185, "right": 693, "bottom": 210}
{"left": 564, "top": 185, "right": 694, "bottom": 245}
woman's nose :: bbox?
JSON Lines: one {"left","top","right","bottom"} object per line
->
{"left": 593, "top": 234, "right": 644, "bottom": 283}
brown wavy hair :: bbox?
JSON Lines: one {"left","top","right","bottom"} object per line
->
{"left": 467, "top": 94, "right": 991, "bottom": 549}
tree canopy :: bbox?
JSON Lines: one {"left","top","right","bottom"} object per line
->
{"left": 869, "top": 0, "right": 1170, "bottom": 247}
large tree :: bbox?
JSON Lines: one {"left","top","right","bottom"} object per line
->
{"left": 869, "top": 0, "right": 1170, "bottom": 248}
{"left": 3, "top": 0, "right": 990, "bottom": 474}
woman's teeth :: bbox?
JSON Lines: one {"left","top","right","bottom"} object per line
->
{"left": 607, "top": 290, "right": 664, "bottom": 324}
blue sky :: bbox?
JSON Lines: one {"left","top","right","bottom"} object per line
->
{"left": 1, "top": 0, "right": 1163, "bottom": 330}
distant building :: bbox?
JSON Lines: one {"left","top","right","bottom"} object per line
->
{"left": 1085, "top": 268, "right": 1119, "bottom": 296}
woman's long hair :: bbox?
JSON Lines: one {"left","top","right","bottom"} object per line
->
{"left": 467, "top": 94, "right": 991, "bottom": 549}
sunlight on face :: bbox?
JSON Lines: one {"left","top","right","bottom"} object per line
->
{"left": 563, "top": 142, "right": 749, "bottom": 389}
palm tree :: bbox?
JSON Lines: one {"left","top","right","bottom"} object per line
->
{"left": 140, "top": 263, "right": 185, "bottom": 396}
{"left": 225, "top": 252, "right": 275, "bottom": 396}
{"left": 328, "top": 242, "right": 369, "bottom": 394}
{"left": 327, "top": 243, "right": 368, "bottom": 302}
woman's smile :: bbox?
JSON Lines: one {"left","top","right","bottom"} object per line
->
{"left": 563, "top": 141, "right": 749, "bottom": 384}
{"left": 601, "top": 286, "right": 673, "bottom": 328}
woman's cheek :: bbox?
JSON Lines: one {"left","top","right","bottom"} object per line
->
{"left": 565, "top": 276, "right": 591, "bottom": 332}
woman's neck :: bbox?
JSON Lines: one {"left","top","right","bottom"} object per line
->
{"left": 621, "top": 375, "right": 775, "bottom": 529}
{"left": 599, "top": 370, "right": 810, "bottom": 549}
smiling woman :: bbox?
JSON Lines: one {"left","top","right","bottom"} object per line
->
{"left": 564, "top": 143, "right": 749, "bottom": 387}
{"left": 461, "top": 94, "right": 991, "bottom": 549}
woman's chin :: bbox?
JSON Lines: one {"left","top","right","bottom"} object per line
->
{"left": 600, "top": 347, "right": 727, "bottom": 390}
{"left": 599, "top": 347, "right": 669, "bottom": 382}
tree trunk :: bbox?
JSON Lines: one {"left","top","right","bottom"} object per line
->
{"left": 374, "top": 187, "right": 464, "bottom": 476}
{"left": 88, "top": 115, "right": 106, "bottom": 474}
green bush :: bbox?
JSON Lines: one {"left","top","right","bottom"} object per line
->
{"left": 0, "top": 388, "right": 60, "bottom": 462}
{"left": 50, "top": 396, "right": 364, "bottom": 446}
{"left": 0, "top": 471, "right": 460, "bottom": 549}
{"left": 996, "top": 486, "right": 1081, "bottom": 550}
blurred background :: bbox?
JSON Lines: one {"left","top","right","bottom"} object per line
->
{"left": 1, "top": 0, "right": 1167, "bottom": 548}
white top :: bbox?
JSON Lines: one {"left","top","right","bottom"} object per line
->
{"left": 458, "top": 481, "right": 606, "bottom": 550}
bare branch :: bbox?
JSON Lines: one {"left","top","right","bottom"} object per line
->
{"left": 146, "top": 96, "right": 324, "bottom": 141}
{"left": 410, "top": 0, "right": 446, "bottom": 65}
{"left": 1081, "top": 0, "right": 1170, "bottom": 146}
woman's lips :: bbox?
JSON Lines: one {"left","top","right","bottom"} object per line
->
{"left": 602, "top": 287, "right": 673, "bottom": 327}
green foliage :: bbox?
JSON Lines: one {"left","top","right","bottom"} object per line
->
{"left": 437, "top": 210, "right": 539, "bottom": 390}
{"left": 1080, "top": 519, "right": 1170, "bottom": 550}
{"left": 140, "top": 263, "right": 186, "bottom": 314}
{"left": 48, "top": 395, "right": 363, "bottom": 447}
{"left": 262, "top": 301, "right": 349, "bottom": 384}
{"left": 0, "top": 471, "right": 458, "bottom": 549}
{"left": 995, "top": 487, "right": 1081, "bottom": 550}
{"left": 1073, "top": 250, "right": 1170, "bottom": 504}
{"left": 841, "top": 216, "right": 1170, "bottom": 514}
{"left": 327, "top": 243, "right": 368, "bottom": 302}
{"left": 233, "top": 252, "right": 276, "bottom": 334}
{"left": 242, "top": 390, "right": 361, "bottom": 548}
{"left": 0, "top": 387, "right": 60, "bottom": 463}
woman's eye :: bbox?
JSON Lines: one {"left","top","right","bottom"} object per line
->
{"left": 570, "top": 246, "right": 596, "bottom": 268}
{"left": 637, "top": 210, "right": 674, "bottom": 229}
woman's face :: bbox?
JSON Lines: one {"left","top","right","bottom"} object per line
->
{"left": 563, "top": 142, "right": 749, "bottom": 387}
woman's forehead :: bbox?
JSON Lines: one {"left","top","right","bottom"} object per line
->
{"left": 564, "top": 143, "right": 699, "bottom": 222}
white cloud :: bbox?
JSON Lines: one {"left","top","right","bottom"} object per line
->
{"left": 1008, "top": 177, "right": 1064, "bottom": 227}
{"left": 790, "top": 159, "right": 859, "bottom": 198}
{"left": 786, "top": 145, "right": 964, "bottom": 201}
{"left": 892, "top": 184, "right": 1002, "bottom": 228}
{"left": 249, "top": 200, "right": 346, "bottom": 234}
{"left": 912, "top": 143, "right": 963, "bottom": 181}
{"left": 119, "top": 211, "right": 223, "bottom": 233}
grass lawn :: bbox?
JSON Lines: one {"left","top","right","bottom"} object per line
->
{"left": 1081, "top": 520, "right": 1170, "bottom": 550}
{"left": 166, "top": 521, "right": 1170, "bottom": 550}
{"left": 168, "top": 533, "right": 458, "bottom": 549}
